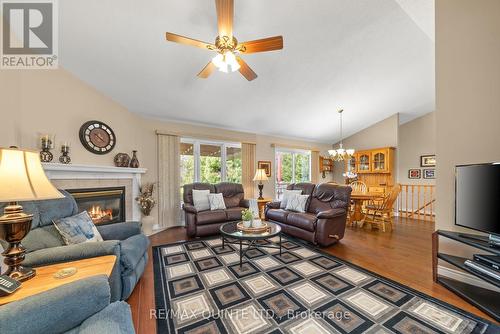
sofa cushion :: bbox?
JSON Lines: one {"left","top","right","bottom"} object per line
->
{"left": 197, "top": 210, "right": 227, "bottom": 225}
{"left": 280, "top": 189, "right": 302, "bottom": 209}
{"left": 215, "top": 183, "right": 244, "bottom": 208}
{"left": 208, "top": 193, "right": 227, "bottom": 210}
{"left": 286, "top": 212, "right": 317, "bottom": 232}
{"left": 53, "top": 211, "right": 104, "bottom": 245}
{"left": 22, "top": 225, "right": 65, "bottom": 252}
{"left": 266, "top": 209, "right": 289, "bottom": 223}
{"left": 183, "top": 183, "right": 215, "bottom": 205}
{"left": 77, "top": 301, "right": 135, "bottom": 334}
{"left": 192, "top": 189, "right": 210, "bottom": 211}
{"left": 225, "top": 207, "right": 246, "bottom": 221}
{"left": 120, "top": 234, "right": 149, "bottom": 275}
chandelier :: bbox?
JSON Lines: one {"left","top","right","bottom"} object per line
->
{"left": 328, "top": 109, "right": 355, "bottom": 161}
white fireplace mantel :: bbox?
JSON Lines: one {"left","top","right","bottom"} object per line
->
{"left": 42, "top": 163, "right": 147, "bottom": 221}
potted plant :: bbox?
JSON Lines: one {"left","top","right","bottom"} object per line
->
{"left": 241, "top": 209, "right": 253, "bottom": 228}
{"left": 136, "top": 183, "right": 156, "bottom": 235}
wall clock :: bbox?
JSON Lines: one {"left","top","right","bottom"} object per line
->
{"left": 79, "top": 120, "right": 116, "bottom": 155}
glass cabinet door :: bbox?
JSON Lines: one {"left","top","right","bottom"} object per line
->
{"left": 372, "top": 151, "right": 387, "bottom": 172}
{"left": 358, "top": 153, "right": 370, "bottom": 172}
{"left": 347, "top": 156, "right": 356, "bottom": 172}
{"left": 373, "top": 152, "right": 386, "bottom": 171}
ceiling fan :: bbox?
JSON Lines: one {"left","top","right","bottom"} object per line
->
{"left": 165, "top": 0, "right": 283, "bottom": 81}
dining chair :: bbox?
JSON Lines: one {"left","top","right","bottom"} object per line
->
{"left": 363, "top": 183, "right": 401, "bottom": 232}
{"left": 347, "top": 181, "right": 367, "bottom": 225}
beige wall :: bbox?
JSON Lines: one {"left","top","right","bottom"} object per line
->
{"left": 398, "top": 112, "right": 436, "bottom": 185}
{"left": 332, "top": 114, "right": 399, "bottom": 183}
{"left": 436, "top": 0, "right": 500, "bottom": 232}
{"left": 0, "top": 68, "right": 333, "bottom": 220}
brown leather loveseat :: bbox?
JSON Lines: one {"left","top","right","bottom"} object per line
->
{"left": 265, "top": 182, "right": 352, "bottom": 247}
{"left": 183, "top": 182, "right": 249, "bottom": 237}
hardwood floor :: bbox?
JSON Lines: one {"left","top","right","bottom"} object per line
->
{"left": 128, "top": 218, "right": 496, "bottom": 333}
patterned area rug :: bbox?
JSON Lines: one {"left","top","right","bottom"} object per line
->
{"left": 153, "top": 236, "right": 497, "bottom": 334}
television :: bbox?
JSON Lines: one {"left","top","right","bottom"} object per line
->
{"left": 455, "top": 163, "right": 500, "bottom": 241}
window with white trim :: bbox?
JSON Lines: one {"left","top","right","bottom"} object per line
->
{"left": 275, "top": 147, "right": 311, "bottom": 199}
{"left": 180, "top": 138, "right": 242, "bottom": 193}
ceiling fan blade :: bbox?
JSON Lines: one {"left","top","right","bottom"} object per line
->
{"left": 238, "top": 36, "right": 283, "bottom": 54}
{"left": 215, "top": 0, "right": 233, "bottom": 39}
{"left": 165, "top": 32, "right": 215, "bottom": 50}
{"left": 236, "top": 57, "right": 257, "bottom": 81}
{"left": 197, "top": 62, "right": 216, "bottom": 79}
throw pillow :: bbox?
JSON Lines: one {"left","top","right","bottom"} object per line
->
{"left": 208, "top": 193, "right": 226, "bottom": 211}
{"left": 192, "top": 189, "right": 210, "bottom": 211}
{"left": 53, "top": 211, "right": 104, "bottom": 245}
{"left": 280, "top": 189, "right": 303, "bottom": 209}
{"left": 285, "top": 194, "right": 310, "bottom": 213}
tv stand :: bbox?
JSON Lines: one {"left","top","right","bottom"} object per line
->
{"left": 433, "top": 230, "right": 500, "bottom": 321}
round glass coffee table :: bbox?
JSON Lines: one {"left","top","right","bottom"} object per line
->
{"left": 220, "top": 221, "right": 282, "bottom": 267}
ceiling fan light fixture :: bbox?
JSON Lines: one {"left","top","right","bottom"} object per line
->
{"left": 212, "top": 51, "right": 240, "bottom": 73}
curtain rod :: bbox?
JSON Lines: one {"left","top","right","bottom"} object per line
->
{"left": 270, "top": 143, "right": 321, "bottom": 152}
{"left": 155, "top": 130, "right": 256, "bottom": 145}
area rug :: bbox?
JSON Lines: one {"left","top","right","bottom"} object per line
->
{"left": 153, "top": 236, "right": 498, "bottom": 334}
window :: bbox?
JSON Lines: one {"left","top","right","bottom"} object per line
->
{"left": 275, "top": 148, "right": 311, "bottom": 199}
{"left": 180, "top": 138, "right": 242, "bottom": 192}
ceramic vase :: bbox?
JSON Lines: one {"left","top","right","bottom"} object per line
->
{"left": 130, "top": 150, "right": 140, "bottom": 168}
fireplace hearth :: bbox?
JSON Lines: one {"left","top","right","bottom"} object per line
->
{"left": 67, "top": 187, "right": 126, "bottom": 225}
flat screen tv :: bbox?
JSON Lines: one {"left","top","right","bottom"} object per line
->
{"left": 455, "top": 163, "right": 500, "bottom": 237}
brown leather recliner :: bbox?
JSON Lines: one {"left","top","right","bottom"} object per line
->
{"left": 265, "top": 182, "right": 352, "bottom": 247}
{"left": 183, "top": 182, "right": 249, "bottom": 237}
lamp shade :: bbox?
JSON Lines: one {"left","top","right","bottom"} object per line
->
{"left": 0, "top": 147, "right": 63, "bottom": 202}
{"left": 253, "top": 169, "right": 269, "bottom": 182}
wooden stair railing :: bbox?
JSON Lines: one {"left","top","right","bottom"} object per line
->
{"left": 397, "top": 184, "right": 435, "bottom": 222}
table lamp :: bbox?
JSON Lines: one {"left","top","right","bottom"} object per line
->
{"left": 253, "top": 169, "right": 269, "bottom": 200}
{"left": 0, "top": 147, "right": 63, "bottom": 281}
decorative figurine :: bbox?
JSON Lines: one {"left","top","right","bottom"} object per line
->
{"left": 59, "top": 143, "right": 71, "bottom": 164}
{"left": 114, "top": 153, "right": 131, "bottom": 167}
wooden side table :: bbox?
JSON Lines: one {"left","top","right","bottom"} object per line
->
{"left": 0, "top": 255, "right": 116, "bottom": 305}
{"left": 256, "top": 198, "right": 273, "bottom": 220}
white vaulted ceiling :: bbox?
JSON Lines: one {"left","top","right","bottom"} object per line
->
{"left": 59, "top": 0, "right": 434, "bottom": 143}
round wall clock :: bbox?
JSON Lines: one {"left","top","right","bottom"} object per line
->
{"left": 79, "top": 120, "right": 116, "bottom": 155}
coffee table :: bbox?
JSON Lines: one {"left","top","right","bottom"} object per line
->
{"left": 220, "top": 221, "right": 282, "bottom": 267}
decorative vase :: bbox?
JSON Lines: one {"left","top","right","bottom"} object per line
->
{"left": 252, "top": 219, "right": 262, "bottom": 228}
{"left": 243, "top": 220, "right": 252, "bottom": 228}
{"left": 141, "top": 216, "right": 154, "bottom": 235}
{"left": 130, "top": 150, "right": 139, "bottom": 168}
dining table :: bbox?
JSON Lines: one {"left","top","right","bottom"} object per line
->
{"left": 349, "top": 191, "right": 385, "bottom": 226}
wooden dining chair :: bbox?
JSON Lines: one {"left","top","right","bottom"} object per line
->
{"left": 363, "top": 183, "right": 401, "bottom": 232}
{"left": 349, "top": 181, "right": 367, "bottom": 193}
{"left": 347, "top": 181, "right": 367, "bottom": 225}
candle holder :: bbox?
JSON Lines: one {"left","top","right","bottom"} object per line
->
{"left": 40, "top": 134, "right": 55, "bottom": 163}
{"left": 59, "top": 144, "right": 71, "bottom": 164}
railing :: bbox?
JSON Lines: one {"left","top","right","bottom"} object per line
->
{"left": 396, "top": 184, "right": 435, "bottom": 222}
{"left": 276, "top": 182, "right": 290, "bottom": 200}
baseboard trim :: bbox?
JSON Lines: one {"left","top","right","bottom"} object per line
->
{"left": 437, "top": 265, "right": 499, "bottom": 292}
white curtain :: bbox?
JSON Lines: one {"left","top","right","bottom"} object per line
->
{"left": 157, "top": 134, "right": 181, "bottom": 229}
{"left": 311, "top": 150, "right": 319, "bottom": 183}
{"left": 241, "top": 143, "right": 256, "bottom": 198}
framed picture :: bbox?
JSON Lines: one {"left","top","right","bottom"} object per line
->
{"left": 258, "top": 161, "right": 272, "bottom": 177}
{"left": 420, "top": 155, "right": 436, "bottom": 167}
{"left": 408, "top": 169, "right": 421, "bottom": 179}
{"left": 423, "top": 169, "right": 435, "bottom": 179}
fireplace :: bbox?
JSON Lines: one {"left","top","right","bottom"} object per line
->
{"left": 67, "top": 187, "right": 126, "bottom": 225}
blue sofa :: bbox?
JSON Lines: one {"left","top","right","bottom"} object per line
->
{"left": 0, "top": 190, "right": 150, "bottom": 301}
{"left": 0, "top": 275, "right": 135, "bottom": 334}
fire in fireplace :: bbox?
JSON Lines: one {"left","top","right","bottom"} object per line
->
{"left": 67, "top": 187, "right": 126, "bottom": 225}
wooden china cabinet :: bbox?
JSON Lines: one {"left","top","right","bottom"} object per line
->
{"left": 344, "top": 147, "right": 395, "bottom": 193}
